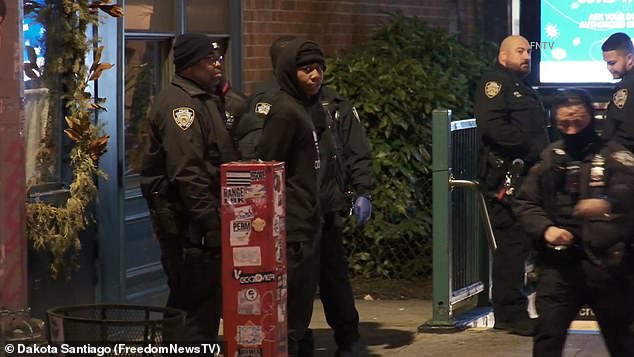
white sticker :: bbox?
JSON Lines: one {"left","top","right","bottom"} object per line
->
{"left": 246, "top": 184, "right": 267, "bottom": 200}
{"left": 274, "top": 171, "right": 285, "bottom": 215}
{"left": 223, "top": 186, "right": 247, "bottom": 205}
{"left": 274, "top": 237, "right": 284, "bottom": 263}
{"left": 273, "top": 216, "right": 281, "bottom": 237}
{"left": 234, "top": 205, "right": 255, "bottom": 220}
{"left": 237, "top": 324, "right": 264, "bottom": 345}
{"left": 233, "top": 246, "right": 262, "bottom": 267}
{"left": 230, "top": 219, "right": 251, "bottom": 246}
{"left": 238, "top": 288, "right": 261, "bottom": 315}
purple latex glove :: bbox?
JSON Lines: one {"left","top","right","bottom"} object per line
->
{"left": 353, "top": 196, "right": 372, "bottom": 227}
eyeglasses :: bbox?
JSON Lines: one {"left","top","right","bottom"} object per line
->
{"left": 203, "top": 55, "right": 224, "bottom": 65}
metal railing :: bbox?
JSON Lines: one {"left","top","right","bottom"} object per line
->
{"left": 420, "top": 109, "right": 494, "bottom": 332}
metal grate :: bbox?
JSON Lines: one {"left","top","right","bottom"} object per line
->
{"left": 46, "top": 304, "right": 185, "bottom": 351}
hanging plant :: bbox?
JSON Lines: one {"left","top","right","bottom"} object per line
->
{"left": 24, "top": 0, "right": 123, "bottom": 279}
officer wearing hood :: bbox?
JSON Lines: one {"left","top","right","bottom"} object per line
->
{"left": 140, "top": 33, "right": 239, "bottom": 342}
{"left": 255, "top": 38, "right": 322, "bottom": 356}
{"left": 513, "top": 88, "right": 634, "bottom": 357}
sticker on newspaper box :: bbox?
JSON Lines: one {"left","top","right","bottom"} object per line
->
{"left": 237, "top": 324, "right": 264, "bottom": 345}
{"left": 274, "top": 238, "right": 283, "bottom": 263}
{"left": 223, "top": 186, "right": 247, "bottom": 205}
{"left": 231, "top": 219, "right": 252, "bottom": 246}
{"left": 238, "top": 348, "right": 262, "bottom": 357}
{"left": 234, "top": 205, "right": 255, "bottom": 220}
{"left": 226, "top": 171, "right": 252, "bottom": 186}
{"left": 273, "top": 215, "right": 281, "bottom": 237}
{"left": 274, "top": 171, "right": 284, "bottom": 215}
{"left": 252, "top": 217, "right": 266, "bottom": 232}
{"left": 247, "top": 184, "right": 267, "bottom": 199}
{"left": 238, "top": 288, "right": 261, "bottom": 315}
{"left": 233, "top": 246, "right": 262, "bottom": 267}
{"left": 250, "top": 170, "right": 265, "bottom": 181}
{"left": 233, "top": 269, "right": 276, "bottom": 285}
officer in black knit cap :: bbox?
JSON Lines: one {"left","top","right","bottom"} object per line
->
{"left": 140, "top": 32, "right": 239, "bottom": 342}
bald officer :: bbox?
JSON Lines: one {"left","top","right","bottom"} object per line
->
{"left": 475, "top": 35, "right": 550, "bottom": 336}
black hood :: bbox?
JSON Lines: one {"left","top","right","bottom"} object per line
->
{"left": 274, "top": 38, "right": 323, "bottom": 103}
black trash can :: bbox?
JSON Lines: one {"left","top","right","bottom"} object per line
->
{"left": 46, "top": 304, "right": 185, "bottom": 347}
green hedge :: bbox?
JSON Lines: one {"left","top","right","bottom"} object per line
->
{"left": 326, "top": 13, "right": 496, "bottom": 279}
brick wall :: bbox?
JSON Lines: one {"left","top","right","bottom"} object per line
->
{"left": 241, "top": 0, "right": 480, "bottom": 95}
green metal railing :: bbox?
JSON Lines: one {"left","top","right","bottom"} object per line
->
{"left": 420, "top": 109, "right": 494, "bottom": 332}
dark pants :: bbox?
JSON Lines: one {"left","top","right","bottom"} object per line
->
{"left": 489, "top": 200, "right": 532, "bottom": 322}
{"left": 159, "top": 238, "right": 222, "bottom": 342}
{"left": 287, "top": 239, "right": 319, "bottom": 357}
{"left": 318, "top": 212, "right": 360, "bottom": 347}
{"left": 533, "top": 252, "right": 634, "bottom": 357}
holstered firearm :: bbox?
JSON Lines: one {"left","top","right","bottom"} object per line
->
{"left": 496, "top": 158, "right": 525, "bottom": 201}
{"left": 148, "top": 191, "right": 181, "bottom": 240}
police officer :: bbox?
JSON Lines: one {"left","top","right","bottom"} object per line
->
{"left": 255, "top": 38, "right": 323, "bottom": 357}
{"left": 235, "top": 36, "right": 297, "bottom": 159}
{"left": 475, "top": 35, "right": 550, "bottom": 335}
{"left": 139, "top": 33, "right": 239, "bottom": 341}
{"left": 513, "top": 88, "right": 634, "bottom": 357}
{"left": 317, "top": 86, "right": 372, "bottom": 357}
{"left": 601, "top": 32, "right": 634, "bottom": 151}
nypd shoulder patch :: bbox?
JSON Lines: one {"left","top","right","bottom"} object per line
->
{"left": 613, "top": 88, "right": 628, "bottom": 109}
{"left": 172, "top": 107, "right": 195, "bottom": 130}
{"left": 612, "top": 150, "right": 634, "bottom": 167}
{"left": 485, "top": 81, "right": 502, "bottom": 99}
{"left": 255, "top": 102, "right": 271, "bottom": 116}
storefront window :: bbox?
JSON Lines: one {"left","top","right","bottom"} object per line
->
{"left": 187, "top": 0, "right": 230, "bottom": 33}
{"left": 124, "top": 0, "right": 176, "bottom": 33}
{"left": 124, "top": 39, "right": 170, "bottom": 175}
{"left": 23, "top": 2, "right": 58, "bottom": 187}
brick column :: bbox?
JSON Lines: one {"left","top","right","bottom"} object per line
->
{"left": 0, "top": 0, "right": 27, "bottom": 310}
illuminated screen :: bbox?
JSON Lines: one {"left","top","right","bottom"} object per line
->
{"left": 539, "top": 0, "right": 633, "bottom": 83}
{"left": 23, "top": 8, "right": 45, "bottom": 82}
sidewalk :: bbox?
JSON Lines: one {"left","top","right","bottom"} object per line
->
{"left": 309, "top": 299, "right": 609, "bottom": 357}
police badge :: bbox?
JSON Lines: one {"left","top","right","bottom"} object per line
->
{"left": 485, "top": 81, "right": 502, "bottom": 98}
{"left": 613, "top": 88, "right": 628, "bottom": 109}
{"left": 612, "top": 150, "right": 634, "bottom": 167}
{"left": 255, "top": 102, "right": 271, "bottom": 115}
{"left": 172, "top": 107, "right": 195, "bottom": 130}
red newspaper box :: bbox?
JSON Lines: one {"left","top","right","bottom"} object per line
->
{"left": 221, "top": 161, "right": 287, "bottom": 357}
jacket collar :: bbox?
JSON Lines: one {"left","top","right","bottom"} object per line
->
{"left": 172, "top": 74, "right": 209, "bottom": 97}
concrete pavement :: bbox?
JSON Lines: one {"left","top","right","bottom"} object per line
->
{"left": 309, "top": 299, "right": 610, "bottom": 356}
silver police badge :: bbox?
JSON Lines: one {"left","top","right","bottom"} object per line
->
{"left": 255, "top": 102, "right": 271, "bottom": 115}
{"left": 612, "top": 150, "right": 634, "bottom": 166}
{"left": 613, "top": 89, "right": 628, "bottom": 109}
{"left": 485, "top": 81, "right": 502, "bottom": 99}
{"left": 172, "top": 107, "right": 195, "bottom": 130}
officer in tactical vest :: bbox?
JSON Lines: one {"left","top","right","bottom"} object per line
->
{"left": 140, "top": 33, "right": 239, "bottom": 342}
{"left": 475, "top": 35, "right": 550, "bottom": 336}
{"left": 513, "top": 88, "right": 634, "bottom": 357}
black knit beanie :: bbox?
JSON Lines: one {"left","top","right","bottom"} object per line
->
{"left": 296, "top": 41, "right": 325, "bottom": 67}
{"left": 173, "top": 33, "right": 220, "bottom": 73}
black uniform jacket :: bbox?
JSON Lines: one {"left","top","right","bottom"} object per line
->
{"left": 320, "top": 86, "right": 374, "bottom": 202}
{"left": 256, "top": 38, "right": 321, "bottom": 242}
{"left": 475, "top": 63, "right": 549, "bottom": 173}
{"left": 140, "top": 75, "right": 239, "bottom": 244}
{"left": 513, "top": 139, "right": 634, "bottom": 260}
{"left": 603, "top": 72, "right": 634, "bottom": 152}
